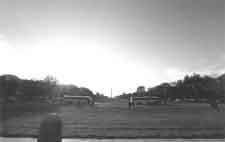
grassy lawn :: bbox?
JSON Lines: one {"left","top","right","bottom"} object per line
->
{"left": 1, "top": 100, "right": 225, "bottom": 138}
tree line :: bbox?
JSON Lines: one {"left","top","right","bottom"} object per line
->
{"left": 0, "top": 74, "right": 109, "bottom": 103}
{"left": 117, "top": 73, "right": 225, "bottom": 104}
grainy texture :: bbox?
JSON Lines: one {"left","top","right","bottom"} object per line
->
{"left": 1, "top": 100, "right": 225, "bottom": 138}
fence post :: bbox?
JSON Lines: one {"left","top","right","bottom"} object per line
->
{"left": 38, "top": 113, "right": 62, "bottom": 142}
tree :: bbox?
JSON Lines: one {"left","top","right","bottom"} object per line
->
{"left": 218, "top": 74, "right": 225, "bottom": 98}
{"left": 43, "top": 75, "right": 58, "bottom": 100}
{"left": 0, "top": 75, "right": 20, "bottom": 102}
{"left": 79, "top": 87, "right": 94, "bottom": 96}
{"left": 94, "top": 92, "right": 110, "bottom": 102}
{"left": 20, "top": 80, "right": 46, "bottom": 101}
{"left": 44, "top": 75, "right": 58, "bottom": 88}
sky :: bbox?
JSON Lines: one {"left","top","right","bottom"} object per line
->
{"left": 0, "top": 0, "right": 224, "bottom": 96}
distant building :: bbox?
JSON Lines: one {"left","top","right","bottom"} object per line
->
{"left": 63, "top": 95, "right": 94, "bottom": 105}
{"left": 136, "top": 86, "right": 145, "bottom": 93}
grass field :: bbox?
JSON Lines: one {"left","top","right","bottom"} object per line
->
{"left": 1, "top": 100, "right": 225, "bottom": 138}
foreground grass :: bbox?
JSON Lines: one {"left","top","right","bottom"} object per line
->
{"left": 1, "top": 100, "right": 225, "bottom": 138}
{"left": 1, "top": 102, "right": 59, "bottom": 120}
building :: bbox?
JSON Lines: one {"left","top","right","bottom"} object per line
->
{"left": 63, "top": 95, "right": 94, "bottom": 105}
{"left": 136, "top": 86, "right": 145, "bottom": 93}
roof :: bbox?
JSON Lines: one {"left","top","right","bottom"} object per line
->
{"left": 63, "top": 95, "right": 93, "bottom": 100}
{"left": 133, "top": 96, "right": 161, "bottom": 100}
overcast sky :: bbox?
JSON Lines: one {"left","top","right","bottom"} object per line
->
{"left": 0, "top": 0, "right": 224, "bottom": 96}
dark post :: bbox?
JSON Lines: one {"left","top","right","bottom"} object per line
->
{"left": 38, "top": 113, "right": 62, "bottom": 142}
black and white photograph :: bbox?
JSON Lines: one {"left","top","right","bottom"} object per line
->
{"left": 0, "top": 0, "right": 224, "bottom": 142}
